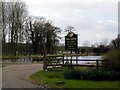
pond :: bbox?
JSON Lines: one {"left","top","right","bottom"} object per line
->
{"left": 64, "top": 56, "right": 103, "bottom": 64}
{"left": 64, "top": 56, "right": 102, "bottom": 60}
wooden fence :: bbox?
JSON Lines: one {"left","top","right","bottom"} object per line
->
{"left": 45, "top": 55, "right": 106, "bottom": 70}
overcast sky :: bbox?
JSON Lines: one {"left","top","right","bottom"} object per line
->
{"left": 24, "top": 0, "right": 119, "bottom": 46}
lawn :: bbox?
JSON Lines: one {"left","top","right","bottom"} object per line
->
{"left": 30, "top": 69, "right": 119, "bottom": 88}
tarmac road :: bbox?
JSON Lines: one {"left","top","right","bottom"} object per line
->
{"left": 2, "top": 64, "right": 43, "bottom": 88}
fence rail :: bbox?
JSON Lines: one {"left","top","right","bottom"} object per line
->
{"left": 45, "top": 55, "right": 106, "bottom": 70}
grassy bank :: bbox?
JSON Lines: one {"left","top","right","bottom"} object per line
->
{"left": 30, "top": 69, "right": 119, "bottom": 88}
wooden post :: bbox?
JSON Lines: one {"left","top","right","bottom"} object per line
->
{"left": 63, "top": 54, "right": 64, "bottom": 65}
{"left": 70, "top": 50, "right": 72, "bottom": 65}
{"left": 43, "top": 40, "right": 47, "bottom": 71}
{"left": 96, "top": 59, "right": 99, "bottom": 70}
{"left": 76, "top": 49, "right": 78, "bottom": 69}
{"left": 66, "top": 51, "right": 68, "bottom": 62}
{"left": 76, "top": 49, "right": 78, "bottom": 64}
{"left": 43, "top": 55, "right": 47, "bottom": 71}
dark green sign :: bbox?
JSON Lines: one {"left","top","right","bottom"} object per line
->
{"left": 65, "top": 32, "right": 78, "bottom": 50}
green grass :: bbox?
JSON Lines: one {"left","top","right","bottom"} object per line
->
{"left": 30, "top": 70, "right": 120, "bottom": 88}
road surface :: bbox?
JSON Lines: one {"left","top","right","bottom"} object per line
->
{"left": 2, "top": 64, "right": 43, "bottom": 88}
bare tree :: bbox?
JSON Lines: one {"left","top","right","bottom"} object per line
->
{"left": 25, "top": 16, "right": 61, "bottom": 54}
{"left": 0, "top": 2, "right": 2, "bottom": 43}
{"left": 44, "top": 22, "right": 61, "bottom": 54}
{"left": 25, "top": 16, "right": 46, "bottom": 54}
{"left": 5, "top": 1, "right": 28, "bottom": 55}
{"left": 65, "top": 25, "right": 75, "bottom": 33}
{"left": 110, "top": 36, "right": 120, "bottom": 50}
{"left": 0, "top": 1, "right": 8, "bottom": 44}
{"left": 101, "top": 38, "right": 108, "bottom": 46}
{"left": 0, "top": 2, "right": 2, "bottom": 37}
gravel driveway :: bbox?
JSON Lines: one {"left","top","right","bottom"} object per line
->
{"left": 2, "top": 64, "right": 43, "bottom": 88}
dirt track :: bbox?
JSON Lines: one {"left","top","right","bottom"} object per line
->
{"left": 2, "top": 64, "right": 43, "bottom": 88}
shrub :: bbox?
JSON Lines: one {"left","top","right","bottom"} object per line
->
{"left": 64, "top": 69, "right": 81, "bottom": 79}
{"left": 64, "top": 69, "right": 120, "bottom": 81}
{"left": 102, "top": 49, "right": 120, "bottom": 71}
{"left": 86, "top": 69, "right": 120, "bottom": 81}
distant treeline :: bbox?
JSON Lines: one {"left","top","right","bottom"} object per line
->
{"left": 1, "top": 42, "right": 113, "bottom": 56}
{"left": 2, "top": 43, "right": 61, "bottom": 55}
{"left": 2, "top": 36, "right": 120, "bottom": 56}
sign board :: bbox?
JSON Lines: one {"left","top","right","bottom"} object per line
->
{"left": 65, "top": 32, "right": 78, "bottom": 50}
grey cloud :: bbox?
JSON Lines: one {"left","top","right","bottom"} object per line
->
{"left": 25, "top": 0, "right": 118, "bottom": 45}
{"left": 27, "top": 0, "right": 118, "bottom": 12}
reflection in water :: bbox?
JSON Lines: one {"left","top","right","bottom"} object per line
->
{"left": 64, "top": 56, "right": 102, "bottom": 64}
{"left": 64, "top": 56, "right": 102, "bottom": 60}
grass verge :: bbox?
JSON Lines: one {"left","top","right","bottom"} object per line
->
{"left": 30, "top": 69, "right": 119, "bottom": 88}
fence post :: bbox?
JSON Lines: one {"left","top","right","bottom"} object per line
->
{"left": 96, "top": 59, "right": 99, "bottom": 70}
{"left": 70, "top": 50, "right": 72, "bottom": 65}
{"left": 76, "top": 50, "right": 78, "bottom": 65}
{"left": 63, "top": 54, "right": 64, "bottom": 65}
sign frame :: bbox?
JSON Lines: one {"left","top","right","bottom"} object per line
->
{"left": 65, "top": 32, "right": 78, "bottom": 50}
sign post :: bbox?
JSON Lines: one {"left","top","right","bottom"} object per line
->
{"left": 65, "top": 32, "right": 78, "bottom": 51}
{"left": 65, "top": 32, "right": 78, "bottom": 65}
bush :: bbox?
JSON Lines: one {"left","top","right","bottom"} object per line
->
{"left": 64, "top": 69, "right": 81, "bottom": 79}
{"left": 64, "top": 69, "right": 120, "bottom": 81}
{"left": 102, "top": 49, "right": 120, "bottom": 71}
{"left": 86, "top": 69, "right": 120, "bottom": 81}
